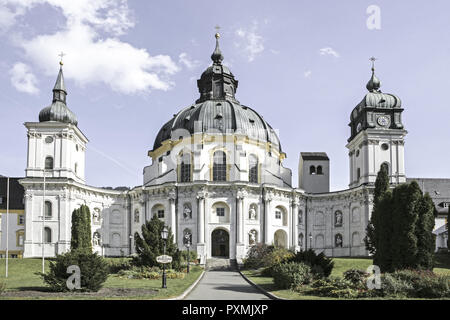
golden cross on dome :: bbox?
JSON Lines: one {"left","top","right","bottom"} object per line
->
{"left": 58, "top": 52, "right": 66, "bottom": 66}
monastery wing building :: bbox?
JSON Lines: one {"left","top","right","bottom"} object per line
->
{"left": 5, "top": 34, "right": 446, "bottom": 262}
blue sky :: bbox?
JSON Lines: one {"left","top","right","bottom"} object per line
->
{"left": 0, "top": 0, "right": 449, "bottom": 191}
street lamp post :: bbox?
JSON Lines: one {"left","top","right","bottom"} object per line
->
{"left": 42, "top": 169, "right": 46, "bottom": 274}
{"left": 184, "top": 233, "right": 191, "bottom": 274}
{"left": 161, "top": 226, "right": 168, "bottom": 289}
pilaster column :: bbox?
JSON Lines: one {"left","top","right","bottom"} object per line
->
{"left": 196, "top": 191, "right": 205, "bottom": 244}
{"left": 236, "top": 191, "right": 245, "bottom": 244}
{"left": 169, "top": 190, "right": 176, "bottom": 244}
{"left": 291, "top": 199, "right": 299, "bottom": 252}
{"left": 264, "top": 192, "right": 272, "bottom": 244}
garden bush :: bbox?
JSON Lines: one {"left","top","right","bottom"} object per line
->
{"left": 105, "top": 257, "right": 131, "bottom": 274}
{"left": 381, "top": 270, "right": 450, "bottom": 298}
{"left": 243, "top": 243, "right": 275, "bottom": 269}
{"left": 260, "top": 247, "right": 295, "bottom": 276}
{"left": 343, "top": 269, "right": 370, "bottom": 286}
{"left": 288, "top": 249, "right": 334, "bottom": 278}
{"left": 272, "top": 262, "right": 313, "bottom": 289}
{"left": 307, "top": 277, "right": 362, "bottom": 298}
{"left": 41, "top": 250, "right": 109, "bottom": 292}
{"left": 0, "top": 280, "right": 5, "bottom": 294}
{"left": 117, "top": 266, "right": 185, "bottom": 280}
{"left": 181, "top": 250, "right": 198, "bottom": 263}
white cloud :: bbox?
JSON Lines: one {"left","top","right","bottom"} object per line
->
{"left": 319, "top": 47, "right": 340, "bottom": 58}
{"left": 179, "top": 52, "right": 200, "bottom": 70}
{"left": 3, "top": 0, "right": 179, "bottom": 94}
{"left": 235, "top": 21, "right": 264, "bottom": 62}
{"left": 304, "top": 70, "right": 312, "bottom": 78}
{"left": 9, "top": 62, "right": 39, "bottom": 94}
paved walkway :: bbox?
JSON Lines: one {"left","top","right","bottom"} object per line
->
{"left": 185, "top": 270, "right": 271, "bottom": 300}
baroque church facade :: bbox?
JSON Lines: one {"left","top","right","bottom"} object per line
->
{"left": 19, "top": 34, "right": 412, "bottom": 263}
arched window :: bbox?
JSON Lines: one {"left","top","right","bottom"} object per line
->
{"left": 44, "top": 201, "right": 52, "bottom": 218}
{"left": 213, "top": 150, "right": 227, "bottom": 181}
{"left": 248, "top": 154, "right": 258, "bottom": 183}
{"left": 309, "top": 165, "right": 316, "bottom": 175}
{"left": 357, "top": 168, "right": 361, "bottom": 180}
{"left": 316, "top": 165, "right": 323, "bottom": 175}
{"left": 74, "top": 163, "right": 78, "bottom": 174}
{"left": 179, "top": 152, "right": 191, "bottom": 182}
{"left": 44, "top": 227, "right": 52, "bottom": 243}
{"left": 45, "top": 156, "right": 53, "bottom": 170}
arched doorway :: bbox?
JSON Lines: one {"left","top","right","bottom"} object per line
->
{"left": 211, "top": 229, "right": 229, "bottom": 257}
{"left": 274, "top": 229, "right": 287, "bottom": 248}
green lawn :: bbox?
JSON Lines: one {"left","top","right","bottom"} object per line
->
{"left": 243, "top": 256, "right": 450, "bottom": 300}
{"left": 0, "top": 258, "right": 203, "bottom": 300}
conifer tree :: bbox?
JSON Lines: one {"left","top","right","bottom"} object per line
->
{"left": 133, "top": 215, "right": 176, "bottom": 267}
{"left": 364, "top": 164, "right": 390, "bottom": 264}
{"left": 390, "top": 181, "right": 421, "bottom": 270}
{"left": 415, "top": 192, "right": 435, "bottom": 270}
{"left": 71, "top": 204, "right": 92, "bottom": 253}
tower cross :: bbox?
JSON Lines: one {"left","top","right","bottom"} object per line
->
{"left": 369, "top": 56, "right": 377, "bottom": 70}
{"left": 58, "top": 52, "right": 66, "bottom": 65}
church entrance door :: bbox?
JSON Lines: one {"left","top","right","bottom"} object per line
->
{"left": 211, "top": 229, "right": 229, "bottom": 257}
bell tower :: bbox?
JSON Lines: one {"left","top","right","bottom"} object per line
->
{"left": 346, "top": 58, "right": 407, "bottom": 188}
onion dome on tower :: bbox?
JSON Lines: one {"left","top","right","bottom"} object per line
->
{"left": 39, "top": 61, "right": 78, "bottom": 126}
{"left": 348, "top": 57, "right": 404, "bottom": 141}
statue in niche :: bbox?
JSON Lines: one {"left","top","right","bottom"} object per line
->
{"left": 183, "top": 204, "right": 192, "bottom": 219}
{"left": 249, "top": 230, "right": 257, "bottom": 246}
{"left": 335, "top": 211, "right": 343, "bottom": 227}
{"left": 93, "top": 208, "right": 101, "bottom": 223}
{"left": 335, "top": 234, "right": 343, "bottom": 248}
{"left": 298, "top": 234, "right": 304, "bottom": 247}
{"left": 93, "top": 232, "right": 101, "bottom": 246}
{"left": 298, "top": 210, "right": 303, "bottom": 224}
{"left": 249, "top": 207, "right": 256, "bottom": 220}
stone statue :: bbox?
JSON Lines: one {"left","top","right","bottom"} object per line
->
{"left": 298, "top": 210, "right": 303, "bottom": 224}
{"left": 298, "top": 234, "right": 303, "bottom": 247}
{"left": 335, "top": 211, "right": 343, "bottom": 226}
{"left": 183, "top": 204, "right": 192, "bottom": 219}
{"left": 93, "top": 232, "right": 101, "bottom": 246}
{"left": 249, "top": 230, "right": 257, "bottom": 245}
{"left": 249, "top": 207, "right": 256, "bottom": 220}
{"left": 93, "top": 209, "right": 100, "bottom": 223}
{"left": 335, "top": 234, "right": 343, "bottom": 247}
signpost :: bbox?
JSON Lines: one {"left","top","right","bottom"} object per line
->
{"left": 156, "top": 255, "right": 172, "bottom": 264}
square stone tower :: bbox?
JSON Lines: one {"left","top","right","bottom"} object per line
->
{"left": 298, "top": 152, "right": 330, "bottom": 193}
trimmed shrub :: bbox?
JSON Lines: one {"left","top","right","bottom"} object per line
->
{"left": 381, "top": 270, "right": 450, "bottom": 298}
{"left": 260, "top": 247, "right": 295, "bottom": 276}
{"left": 41, "top": 250, "right": 108, "bottom": 292}
{"left": 288, "top": 249, "right": 334, "bottom": 278}
{"left": 243, "top": 243, "right": 275, "bottom": 269}
{"left": 105, "top": 257, "right": 131, "bottom": 274}
{"left": 343, "top": 269, "right": 369, "bottom": 286}
{"left": 0, "top": 280, "right": 5, "bottom": 294}
{"left": 307, "top": 277, "right": 361, "bottom": 298}
{"left": 117, "top": 266, "right": 184, "bottom": 280}
{"left": 272, "top": 262, "right": 313, "bottom": 289}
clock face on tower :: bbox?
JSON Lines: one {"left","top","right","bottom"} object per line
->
{"left": 377, "top": 115, "right": 390, "bottom": 127}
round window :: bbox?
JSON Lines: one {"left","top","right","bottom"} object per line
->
{"left": 381, "top": 143, "right": 389, "bottom": 151}
{"left": 45, "top": 136, "right": 53, "bottom": 144}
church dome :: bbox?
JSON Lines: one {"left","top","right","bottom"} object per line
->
{"left": 39, "top": 64, "right": 78, "bottom": 126}
{"left": 152, "top": 33, "right": 282, "bottom": 153}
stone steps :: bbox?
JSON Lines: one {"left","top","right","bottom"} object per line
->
{"left": 206, "top": 258, "right": 237, "bottom": 271}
